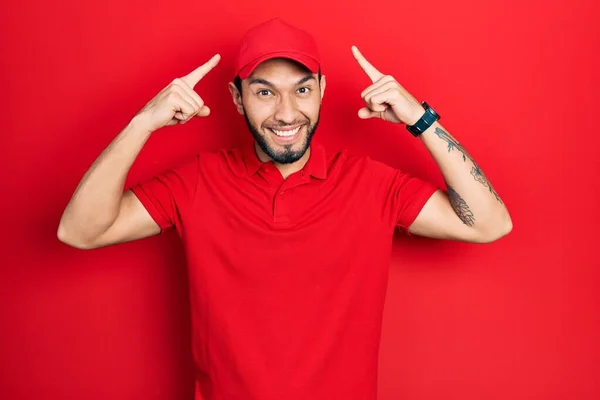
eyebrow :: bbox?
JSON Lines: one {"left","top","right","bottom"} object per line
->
{"left": 248, "top": 75, "right": 316, "bottom": 87}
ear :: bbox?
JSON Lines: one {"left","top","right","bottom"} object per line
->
{"left": 228, "top": 82, "right": 244, "bottom": 115}
{"left": 319, "top": 75, "right": 326, "bottom": 101}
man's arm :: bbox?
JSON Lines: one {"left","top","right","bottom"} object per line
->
{"left": 57, "top": 54, "right": 221, "bottom": 250}
{"left": 57, "top": 117, "right": 160, "bottom": 249}
{"left": 408, "top": 118, "right": 512, "bottom": 243}
{"left": 351, "top": 45, "right": 511, "bottom": 243}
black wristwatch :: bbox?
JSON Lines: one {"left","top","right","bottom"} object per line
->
{"left": 406, "top": 101, "right": 440, "bottom": 137}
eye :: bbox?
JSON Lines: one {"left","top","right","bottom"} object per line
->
{"left": 257, "top": 89, "right": 272, "bottom": 97}
{"left": 297, "top": 87, "right": 311, "bottom": 94}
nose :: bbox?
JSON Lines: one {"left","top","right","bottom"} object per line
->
{"left": 273, "top": 93, "right": 299, "bottom": 125}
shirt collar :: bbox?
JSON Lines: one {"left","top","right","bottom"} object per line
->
{"left": 243, "top": 140, "right": 327, "bottom": 179}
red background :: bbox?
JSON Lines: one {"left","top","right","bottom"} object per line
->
{"left": 1, "top": 0, "right": 598, "bottom": 399}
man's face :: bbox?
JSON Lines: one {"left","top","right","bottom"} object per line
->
{"left": 229, "top": 58, "right": 326, "bottom": 164}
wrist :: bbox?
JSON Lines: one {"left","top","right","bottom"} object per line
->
{"left": 405, "top": 101, "right": 441, "bottom": 137}
{"left": 129, "top": 113, "right": 154, "bottom": 137}
{"left": 405, "top": 104, "right": 426, "bottom": 126}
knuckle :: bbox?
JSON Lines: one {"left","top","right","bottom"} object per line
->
{"left": 167, "top": 91, "right": 180, "bottom": 103}
{"left": 379, "top": 75, "right": 391, "bottom": 85}
{"left": 166, "top": 84, "right": 178, "bottom": 96}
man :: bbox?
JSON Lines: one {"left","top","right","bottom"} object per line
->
{"left": 58, "top": 17, "right": 511, "bottom": 400}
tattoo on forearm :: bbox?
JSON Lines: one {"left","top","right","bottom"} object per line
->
{"left": 433, "top": 126, "right": 503, "bottom": 204}
{"left": 434, "top": 126, "right": 470, "bottom": 162}
{"left": 447, "top": 185, "right": 475, "bottom": 226}
{"left": 470, "top": 164, "right": 502, "bottom": 203}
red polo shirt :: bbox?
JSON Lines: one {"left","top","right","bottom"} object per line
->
{"left": 131, "top": 139, "right": 438, "bottom": 400}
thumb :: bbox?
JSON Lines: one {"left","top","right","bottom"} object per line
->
{"left": 195, "top": 105, "right": 211, "bottom": 118}
{"left": 358, "top": 107, "right": 379, "bottom": 119}
{"left": 181, "top": 106, "right": 211, "bottom": 124}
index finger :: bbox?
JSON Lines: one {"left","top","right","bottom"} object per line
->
{"left": 181, "top": 54, "right": 221, "bottom": 88}
{"left": 351, "top": 45, "right": 384, "bottom": 83}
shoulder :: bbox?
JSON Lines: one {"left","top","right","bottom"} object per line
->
{"left": 316, "top": 145, "right": 387, "bottom": 188}
{"left": 326, "top": 146, "right": 389, "bottom": 177}
{"left": 320, "top": 144, "right": 366, "bottom": 170}
{"left": 191, "top": 145, "right": 248, "bottom": 177}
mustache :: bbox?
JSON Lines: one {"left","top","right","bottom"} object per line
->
{"left": 266, "top": 121, "right": 309, "bottom": 128}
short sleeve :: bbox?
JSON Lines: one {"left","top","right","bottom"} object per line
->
{"left": 366, "top": 157, "right": 438, "bottom": 234}
{"left": 130, "top": 154, "right": 200, "bottom": 234}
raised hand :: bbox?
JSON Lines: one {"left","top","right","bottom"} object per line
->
{"left": 351, "top": 45, "right": 424, "bottom": 125}
{"left": 135, "top": 54, "right": 221, "bottom": 133}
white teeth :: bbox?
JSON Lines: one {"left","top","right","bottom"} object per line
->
{"left": 271, "top": 126, "right": 301, "bottom": 137}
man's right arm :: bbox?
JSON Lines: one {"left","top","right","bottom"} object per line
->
{"left": 57, "top": 53, "right": 221, "bottom": 250}
{"left": 57, "top": 116, "right": 159, "bottom": 249}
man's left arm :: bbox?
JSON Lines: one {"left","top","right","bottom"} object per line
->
{"left": 409, "top": 117, "right": 512, "bottom": 243}
{"left": 352, "top": 45, "right": 512, "bottom": 243}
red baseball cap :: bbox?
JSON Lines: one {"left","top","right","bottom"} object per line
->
{"left": 233, "top": 18, "right": 322, "bottom": 80}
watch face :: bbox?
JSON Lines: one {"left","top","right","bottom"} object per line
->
{"left": 425, "top": 104, "right": 438, "bottom": 118}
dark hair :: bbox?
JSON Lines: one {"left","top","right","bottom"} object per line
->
{"left": 234, "top": 66, "right": 322, "bottom": 96}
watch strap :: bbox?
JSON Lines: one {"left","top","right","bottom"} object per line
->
{"left": 406, "top": 101, "right": 440, "bottom": 137}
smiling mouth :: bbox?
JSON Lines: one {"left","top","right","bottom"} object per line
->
{"left": 267, "top": 124, "right": 305, "bottom": 144}
{"left": 269, "top": 126, "right": 302, "bottom": 137}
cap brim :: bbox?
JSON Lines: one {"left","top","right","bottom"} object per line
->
{"left": 238, "top": 51, "right": 320, "bottom": 80}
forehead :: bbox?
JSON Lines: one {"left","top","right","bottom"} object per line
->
{"left": 248, "top": 58, "right": 315, "bottom": 81}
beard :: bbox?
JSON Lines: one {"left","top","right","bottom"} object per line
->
{"left": 242, "top": 106, "right": 320, "bottom": 164}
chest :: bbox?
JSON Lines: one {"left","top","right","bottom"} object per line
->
{"left": 184, "top": 172, "right": 389, "bottom": 274}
